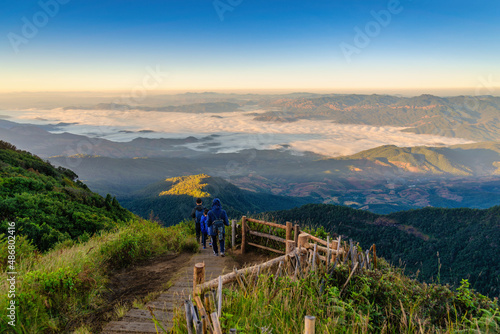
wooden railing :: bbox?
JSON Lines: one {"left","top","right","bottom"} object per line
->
{"left": 185, "top": 216, "right": 377, "bottom": 334}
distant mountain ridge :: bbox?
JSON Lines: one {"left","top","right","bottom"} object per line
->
{"left": 63, "top": 101, "right": 240, "bottom": 113}
{"left": 256, "top": 94, "right": 500, "bottom": 141}
{"left": 332, "top": 143, "right": 500, "bottom": 176}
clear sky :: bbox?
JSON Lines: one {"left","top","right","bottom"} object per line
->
{"left": 1, "top": 0, "right": 499, "bottom": 93}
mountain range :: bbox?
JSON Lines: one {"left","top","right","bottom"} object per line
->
{"left": 255, "top": 94, "right": 500, "bottom": 141}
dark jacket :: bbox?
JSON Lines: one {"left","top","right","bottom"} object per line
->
{"left": 191, "top": 204, "right": 204, "bottom": 223}
{"left": 207, "top": 198, "right": 229, "bottom": 235}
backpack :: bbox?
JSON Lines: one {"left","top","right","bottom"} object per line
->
{"left": 213, "top": 212, "right": 225, "bottom": 241}
{"left": 195, "top": 208, "right": 203, "bottom": 224}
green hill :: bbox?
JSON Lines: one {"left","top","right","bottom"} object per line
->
{"left": 119, "top": 174, "right": 315, "bottom": 225}
{"left": 261, "top": 203, "right": 500, "bottom": 298}
{"left": 0, "top": 140, "right": 200, "bottom": 333}
{"left": 0, "top": 140, "right": 133, "bottom": 251}
{"left": 331, "top": 142, "right": 500, "bottom": 176}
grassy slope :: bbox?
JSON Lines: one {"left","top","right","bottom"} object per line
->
{"left": 0, "top": 140, "right": 133, "bottom": 252}
{"left": 0, "top": 141, "right": 199, "bottom": 333}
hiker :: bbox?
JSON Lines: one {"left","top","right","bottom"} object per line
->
{"left": 191, "top": 198, "right": 204, "bottom": 243}
{"left": 200, "top": 208, "right": 209, "bottom": 249}
{"left": 207, "top": 198, "right": 229, "bottom": 257}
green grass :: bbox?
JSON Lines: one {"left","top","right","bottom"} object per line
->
{"left": 0, "top": 219, "right": 198, "bottom": 333}
{"left": 171, "top": 249, "right": 499, "bottom": 333}
{"left": 214, "top": 261, "right": 498, "bottom": 333}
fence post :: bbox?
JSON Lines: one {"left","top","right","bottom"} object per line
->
{"left": 294, "top": 224, "right": 300, "bottom": 246}
{"left": 326, "top": 236, "right": 331, "bottom": 268}
{"left": 193, "top": 263, "right": 205, "bottom": 297}
{"left": 211, "top": 312, "right": 222, "bottom": 334}
{"left": 241, "top": 216, "right": 247, "bottom": 254}
{"left": 298, "top": 233, "right": 309, "bottom": 271}
{"left": 312, "top": 244, "right": 317, "bottom": 271}
{"left": 304, "top": 315, "right": 316, "bottom": 334}
{"left": 232, "top": 219, "right": 236, "bottom": 250}
{"left": 217, "top": 276, "right": 222, "bottom": 319}
{"left": 298, "top": 233, "right": 309, "bottom": 249}
{"left": 286, "top": 221, "right": 292, "bottom": 241}
{"left": 184, "top": 300, "right": 194, "bottom": 334}
{"left": 286, "top": 240, "right": 296, "bottom": 254}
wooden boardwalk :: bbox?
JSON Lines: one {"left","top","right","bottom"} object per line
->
{"left": 102, "top": 247, "right": 238, "bottom": 334}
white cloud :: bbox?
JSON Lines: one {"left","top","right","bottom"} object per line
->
{"left": 12, "top": 108, "right": 473, "bottom": 157}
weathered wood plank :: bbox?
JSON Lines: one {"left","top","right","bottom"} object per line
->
{"left": 249, "top": 230, "right": 286, "bottom": 243}
{"left": 246, "top": 218, "right": 286, "bottom": 230}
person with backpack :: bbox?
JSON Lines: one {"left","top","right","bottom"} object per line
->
{"left": 207, "top": 198, "right": 229, "bottom": 257}
{"left": 191, "top": 198, "right": 204, "bottom": 244}
{"left": 200, "top": 208, "right": 209, "bottom": 249}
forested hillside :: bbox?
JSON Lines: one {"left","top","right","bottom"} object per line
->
{"left": 0, "top": 140, "right": 132, "bottom": 251}
{"left": 120, "top": 174, "right": 313, "bottom": 225}
{"left": 264, "top": 203, "right": 500, "bottom": 298}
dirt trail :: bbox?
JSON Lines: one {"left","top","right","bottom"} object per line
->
{"left": 101, "top": 246, "right": 240, "bottom": 334}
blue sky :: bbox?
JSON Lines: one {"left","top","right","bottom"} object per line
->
{"left": 1, "top": 0, "right": 499, "bottom": 93}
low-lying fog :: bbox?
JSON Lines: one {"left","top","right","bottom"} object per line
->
{"left": 4, "top": 108, "right": 473, "bottom": 157}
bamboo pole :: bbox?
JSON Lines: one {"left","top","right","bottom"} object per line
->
{"left": 246, "top": 217, "right": 286, "bottom": 229}
{"left": 217, "top": 276, "right": 222, "bottom": 319}
{"left": 312, "top": 244, "right": 317, "bottom": 271}
{"left": 193, "top": 263, "right": 205, "bottom": 297}
{"left": 241, "top": 216, "right": 247, "bottom": 254}
{"left": 304, "top": 315, "right": 316, "bottom": 334}
{"left": 334, "top": 236, "right": 341, "bottom": 262}
{"left": 341, "top": 262, "right": 359, "bottom": 294}
{"left": 195, "top": 320, "right": 203, "bottom": 334}
{"left": 308, "top": 234, "right": 328, "bottom": 246}
{"left": 249, "top": 230, "right": 286, "bottom": 243}
{"left": 191, "top": 303, "right": 199, "bottom": 324}
{"left": 184, "top": 300, "right": 194, "bottom": 334}
{"left": 247, "top": 242, "right": 285, "bottom": 254}
{"left": 294, "top": 224, "right": 300, "bottom": 246}
{"left": 211, "top": 312, "right": 222, "bottom": 334}
{"left": 210, "top": 291, "right": 217, "bottom": 316}
{"left": 201, "top": 315, "right": 207, "bottom": 334}
{"left": 195, "top": 251, "right": 296, "bottom": 295}
{"left": 315, "top": 244, "right": 343, "bottom": 255}
{"left": 326, "top": 236, "right": 330, "bottom": 268}
{"left": 194, "top": 295, "right": 212, "bottom": 334}
{"left": 203, "top": 294, "right": 211, "bottom": 315}
{"left": 232, "top": 219, "right": 236, "bottom": 250}
{"left": 286, "top": 221, "right": 292, "bottom": 241}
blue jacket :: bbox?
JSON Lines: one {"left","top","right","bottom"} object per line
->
{"left": 207, "top": 198, "right": 229, "bottom": 236}
{"left": 200, "top": 215, "right": 208, "bottom": 234}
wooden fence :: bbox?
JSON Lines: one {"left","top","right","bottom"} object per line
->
{"left": 184, "top": 216, "right": 377, "bottom": 334}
